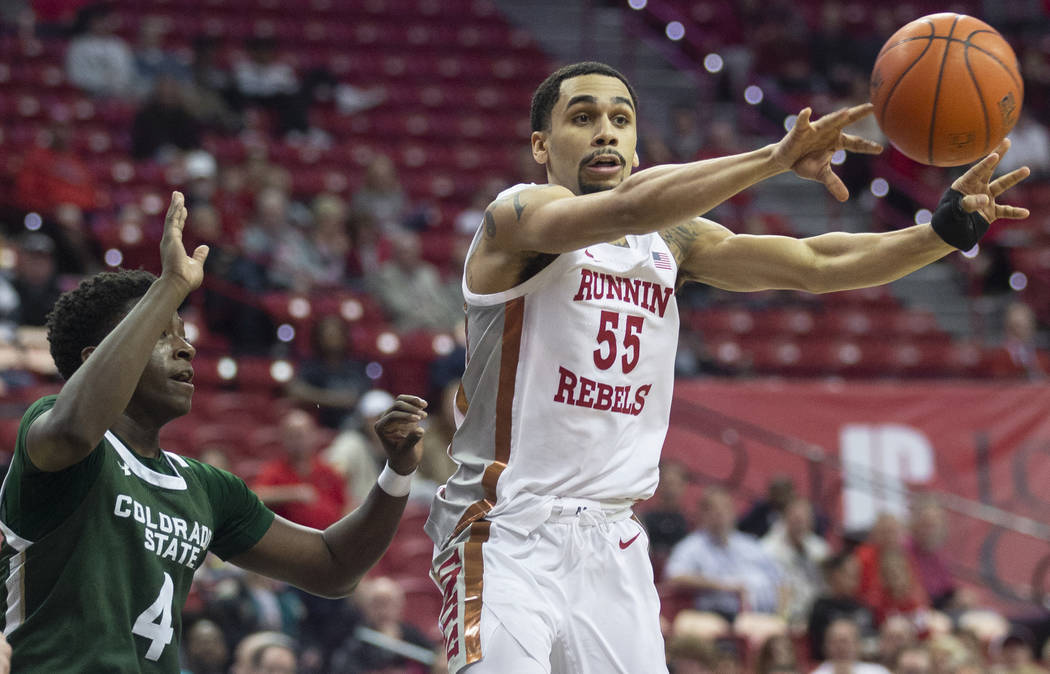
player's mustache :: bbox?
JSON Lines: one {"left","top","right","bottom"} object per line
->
{"left": 579, "top": 149, "right": 626, "bottom": 169}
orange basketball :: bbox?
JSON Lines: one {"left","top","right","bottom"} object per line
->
{"left": 869, "top": 13, "right": 1023, "bottom": 167}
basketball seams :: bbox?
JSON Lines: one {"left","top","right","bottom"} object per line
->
{"left": 875, "top": 33, "right": 936, "bottom": 124}
{"left": 927, "top": 14, "right": 960, "bottom": 164}
{"left": 964, "top": 30, "right": 1024, "bottom": 91}
{"left": 961, "top": 43, "right": 992, "bottom": 155}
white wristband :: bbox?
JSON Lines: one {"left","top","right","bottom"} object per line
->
{"left": 377, "top": 463, "right": 414, "bottom": 497}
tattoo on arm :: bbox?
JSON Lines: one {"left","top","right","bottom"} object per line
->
{"left": 660, "top": 222, "right": 700, "bottom": 262}
{"left": 484, "top": 193, "right": 527, "bottom": 239}
{"left": 484, "top": 209, "right": 496, "bottom": 238}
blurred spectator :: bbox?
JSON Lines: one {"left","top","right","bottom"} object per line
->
{"left": 14, "top": 123, "right": 98, "bottom": 215}
{"left": 211, "top": 571, "right": 305, "bottom": 653}
{"left": 285, "top": 315, "right": 369, "bottom": 429}
{"left": 908, "top": 499, "right": 975, "bottom": 612}
{"left": 131, "top": 75, "right": 202, "bottom": 160}
{"left": 230, "top": 631, "right": 297, "bottom": 674}
{"left": 998, "top": 301, "right": 1045, "bottom": 379}
{"left": 64, "top": 3, "right": 135, "bottom": 98}
{"left": 808, "top": 552, "right": 878, "bottom": 662}
{"left": 856, "top": 514, "right": 908, "bottom": 598}
{"left": 11, "top": 233, "right": 62, "bottom": 326}
{"left": 252, "top": 409, "right": 346, "bottom": 529}
{"left": 756, "top": 633, "right": 801, "bottom": 674}
{"left": 237, "top": 187, "right": 305, "bottom": 289}
{"left": 329, "top": 576, "right": 435, "bottom": 673}
{"left": 183, "top": 618, "right": 230, "bottom": 674}
{"left": 738, "top": 476, "right": 796, "bottom": 539}
{"left": 993, "top": 626, "right": 1049, "bottom": 674}
{"left": 761, "top": 497, "right": 830, "bottom": 627}
{"left": 865, "top": 548, "right": 930, "bottom": 627}
{"left": 368, "top": 231, "right": 463, "bottom": 332}
{"left": 454, "top": 177, "right": 508, "bottom": 236}
{"left": 415, "top": 379, "right": 460, "bottom": 497}
{"left": 668, "top": 104, "right": 704, "bottom": 162}
{"left": 233, "top": 37, "right": 309, "bottom": 137}
{"left": 665, "top": 486, "right": 784, "bottom": 620}
{"left": 132, "top": 14, "right": 190, "bottom": 96}
{"left": 51, "top": 202, "right": 102, "bottom": 275}
{"left": 998, "top": 112, "right": 1050, "bottom": 178}
{"left": 322, "top": 390, "right": 392, "bottom": 506}
{"left": 427, "top": 321, "right": 467, "bottom": 400}
{"left": 251, "top": 640, "right": 298, "bottom": 674}
{"left": 894, "top": 645, "right": 933, "bottom": 674}
{"left": 811, "top": 618, "right": 891, "bottom": 674}
{"left": 878, "top": 615, "right": 919, "bottom": 669}
{"left": 641, "top": 460, "right": 691, "bottom": 565}
{"left": 186, "top": 36, "right": 241, "bottom": 133}
{"left": 351, "top": 155, "right": 407, "bottom": 234}
{"left": 307, "top": 193, "right": 360, "bottom": 285}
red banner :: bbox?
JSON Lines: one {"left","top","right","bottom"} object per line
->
{"left": 665, "top": 380, "right": 1050, "bottom": 610}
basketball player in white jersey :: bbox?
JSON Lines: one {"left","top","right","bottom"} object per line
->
{"left": 426, "top": 61, "right": 1030, "bottom": 673}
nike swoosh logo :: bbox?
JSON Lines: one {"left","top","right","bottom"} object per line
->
{"left": 619, "top": 533, "right": 641, "bottom": 550}
{"left": 584, "top": 249, "right": 596, "bottom": 259}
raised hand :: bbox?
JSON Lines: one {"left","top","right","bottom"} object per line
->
{"left": 951, "top": 139, "right": 1031, "bottom": 224}
{"left": 373, "top": 394, "right": 428, "bottom": 475}
{"left": 771, "top": 103, "right": 883, "bottom": 201}
{"left": 159, "top": 191, "right": 209, "bottom": 293}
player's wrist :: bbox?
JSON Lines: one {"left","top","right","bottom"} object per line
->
{"left": 930, "top": 188, "right": 989, "bottom": 250}
{"left": 377, "top": 462, "right": 415, "bottom": 497}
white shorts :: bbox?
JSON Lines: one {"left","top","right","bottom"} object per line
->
{"left": 431, "top": 498, "right": 668, "bottom": 674}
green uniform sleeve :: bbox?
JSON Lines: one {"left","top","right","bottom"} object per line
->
{"left": 0, "top": 395, "right": 105, "bottom": 541}
{"left": 190, "top": 458, "right": 275, "bottom": 560}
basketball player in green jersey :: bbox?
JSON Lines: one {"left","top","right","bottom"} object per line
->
{"left": 0, "top": 192, "right": 428, "bottom": 672}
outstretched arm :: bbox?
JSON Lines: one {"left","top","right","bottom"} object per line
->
{"left": 27, "top": 192, "right": 209, "bottom": 471}
{"left": 484, "top": 104, "right": 881, "bottom": 257}
{"left": 230, "top": 395, "right": 427, "bottom": 598}
{"left": 665, "top": 140, "right": 1030, "bottom": 293}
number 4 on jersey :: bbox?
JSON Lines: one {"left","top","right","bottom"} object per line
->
{"left": 133, "top": 572, "right": 175, "bottom": 661}
{"left": 593, "top": 310, "right": 644, "bottom": 373}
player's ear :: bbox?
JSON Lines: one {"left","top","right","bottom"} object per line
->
{"left": 80, "top": 346, "right": 96, "bottom": 363}
{"left": 632, "top": 152, "right": 640, "bottom": 168}
{"left": 531, "top": 131, "right": 549, "bottom": 165}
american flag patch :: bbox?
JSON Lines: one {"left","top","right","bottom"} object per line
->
{"left": 652, "top": 251, "right": 673, "bottom": 270}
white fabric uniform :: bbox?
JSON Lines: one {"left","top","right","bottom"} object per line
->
{"left": 426, "top": 184, "right": 679, "bottom": 673}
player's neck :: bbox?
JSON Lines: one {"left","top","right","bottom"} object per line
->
{"left": 110, "top": 415, "right": 163, "bottom": 458}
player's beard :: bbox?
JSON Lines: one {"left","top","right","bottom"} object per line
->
{"left": 579, "top": 180, "right": 615, "bottom": 195}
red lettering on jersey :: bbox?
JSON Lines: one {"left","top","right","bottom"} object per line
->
{"left": 436, "top": 549, "right": 463, "bottom": 661}
{"left": 650, "top": 285, "right": 673, "bottom": 317}
{"left": 572, "top": 269, "right": 593, "bottom": 301}
{"left": 576, "top": 376, "right": 597, "bottom": 408}
{"left": 594, "top": 382, "right": 614, "bottom": 410}
{"left": 553, "top": 366, "right": 578, "bottom": 404}
{"left": 604, "top": 273, "right": 623, "bottom": 301}
{"left": 623, "top": 278, "right": 640, "bottom": 306}
{"left": 632, "top": 384, "right": 652, "bottom": 415}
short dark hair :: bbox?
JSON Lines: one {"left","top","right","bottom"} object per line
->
{"left": 46, "top": 270, "right": 157, "bottom": 380}
{"left": 530, "top": 61, "right": 638, "bottom": 132}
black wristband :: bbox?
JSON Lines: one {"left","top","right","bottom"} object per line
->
{"left": 930, "top": 188, "right": 989, "bottom": 250}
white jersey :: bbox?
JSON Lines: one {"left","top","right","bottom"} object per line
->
{"left": 426, "top": 184, "right": 680, "bottom": 548}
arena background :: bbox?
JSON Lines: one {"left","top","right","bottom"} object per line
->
{"left": 2, "top": 0, "right": 1050, "bottom": 670}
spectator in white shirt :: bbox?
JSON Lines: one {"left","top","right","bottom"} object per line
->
{"left": 811, "top": 618, "right": 891, "bottom": 674}
{"left": 762, "top": 497, "right": 830, "bottom": 627}
{"left": 65, "top": 4, "right": 135, "bottom": 99}
{"left": 665, "top": 486, "right": 784, "bottom": 620}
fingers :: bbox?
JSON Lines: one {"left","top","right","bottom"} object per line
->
{"left": 793, "top": 107, "right": 812, "bottom": 131}
{"left": 989, "top": 166, "right": 1031, "bottom": 197}
{"left": 840, "top": 133, "right": 883, "bottom": 155}
{"left": 164, "top": 191, "right": 188, "bottom": 236}
{"left": 960, "top": 194, "right": 989, "bottom": 212}
{"left": 192, "top": 244, "right": 210, "bottom": 265}
{"left": 838, "top": 102, "right": 875, "bottom": 127}
{"left": 995, "top": 203, "right": 1030, "bottom": 220}
{"left": 394, "top": 394, "right": 428, "bottom": 409}
{"left": 821, "top": 166, "right": 849, "bottom": 202}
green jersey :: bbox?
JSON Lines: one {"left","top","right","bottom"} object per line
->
{"left": 0, "top": 396, "right": 276, "bottom": 672}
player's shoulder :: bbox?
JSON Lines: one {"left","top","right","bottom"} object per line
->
{"left": 485, "top": 183, "right": 571, "bottom": 219}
